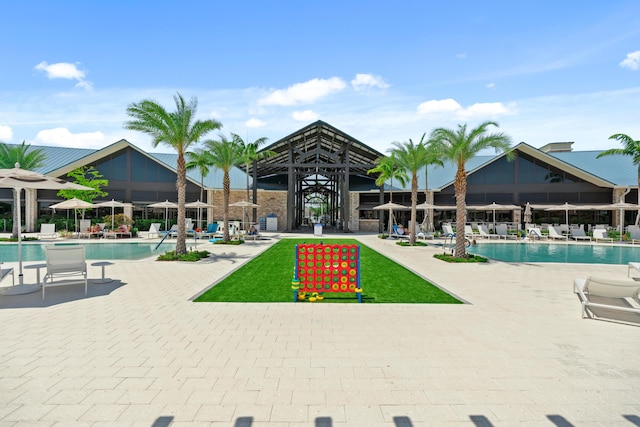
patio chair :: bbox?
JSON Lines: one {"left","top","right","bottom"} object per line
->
{"left": 42, "top": 245, "right": 88, "bottom": 300}
{"left": 592, "top": 229, "right": 614, "bottom": 243}
{"left": 140, "top": 223, "right": 161, "bottom": 239}
{"left": 570, "top": 227, "right": 591, "bottom": 241}
{"left": 477, "top": 224, "right": 500, "bottom": 239}
{"left": 37, "top": 223, "right": 58, "bottom": 239}
{"left": 548, "top": 226, "right": 568, "bottom": 240}
{"left": 199, "top": 223, "right": 219, "bottom": 239}
{"left": 573, "top": 276, "right": 640, "bottom": 322}
{"left": 442, "top": 224, "right": 455, "bottom": 237}
{"left": 464, "top": 225, "right": 478, "bottom": 238}
{"left": 390, "top": 224, "right": 409, "bottom": 239}
{"left": 528, "top": 227, "right": 547, "bottom": 240}
{"left": 629, "top": 228, "right": 640, "bottom": 244}
{"left": 1, "top": 262, "right": 14, "bottom": 286}
{"left": 495, "top": 224, "right": 517, "bottom": 239}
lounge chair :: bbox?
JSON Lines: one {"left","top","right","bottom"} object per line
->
{"left": 477, "top": 224, "right": 500, "bottom": 239}
{"left": 37, "top": 223, "right": 58, "bottom": 239}
{"left": 140, "top": 223, "right": 161, "bottom": 239}
{"left": 495, "top": 224, "right": 517, "bottom": 239}
{"left": 573, "top": 276, "right": 640, "bottom": 322}
{"left": 1, "top": 262, "right": 14, "bottom": 286}
{"left": 390, "top": 224, "right": 410, "bottom": 239}
{"left": 242, "top": 224, "right": 262, "bottom": 240}
{"left": 416, "top": 230, "right": 434, "bottom": 240}
{"left": 442, "top": 224, "right": 455, "bottom": 237}
{"left": 629, "top": 228, "right": 640, "bottom": 244}
{"left": 464, "top": 225, "right": 478, "bottom": 238}
{"left": 42, "top": 246, "right": 88, "bottom": 300}
{"left": 548, "top": 226, "right": 568, "bottom": 240}
{"left": 528, "top": 227, "right": 546, "bottom": 240}
{"left": 199, "top": 223, "right": 219, "bottom": 239}
{"left": 592, "top": 229, "right": 614, "bottom": 243}
{"left": 570, "top": 227, "right": 591, "bottom": 241}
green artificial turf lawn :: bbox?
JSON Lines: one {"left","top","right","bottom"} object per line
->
{"left": 195, "top": 238, "right": 462, "bottom": 304}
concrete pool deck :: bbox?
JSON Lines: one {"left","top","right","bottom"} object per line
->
{"left": 0, "top": 233, "right": 638, "bottom": 426}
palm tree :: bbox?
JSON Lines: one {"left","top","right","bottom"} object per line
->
{"left": 597, "top": 133, "right": 640, "bottom": 224}
{"left": 124, "top": 93, "right": 222, "bottom": 255}
{"left": 367, "top": 153, "right": 408, "bottom": 236}
{"left": 422, "top": 139, "right": 444, "bottom": 232}
{"left": 0, "top": 141, "right": 46, "bottom": 238}
{"left": 389, "top": 137, "right": 433, "bottom": 245}
{"left": 203, "top": 135, "right": 244, "bottom": 242}
{"left": 231, "top": 133, "right": 274, "bottom": 225}
{"left": 186, "top": 148, "right": 213, "bottom": 204}
{"left": 430, "top": 121, "right": 513, "bottom": 257}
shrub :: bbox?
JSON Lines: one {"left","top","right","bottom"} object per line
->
{"left": 157, "top": 250, "right": 210, "bottom": 262}
{"left": 434, "top": 253, "right": 488, "bottom": 263}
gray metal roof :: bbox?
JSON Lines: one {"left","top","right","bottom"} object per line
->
{"left": 23, "top": 143, "right": 248, "bottom": 190}
{"left": 549, "top": 150, "right": 636, "bottom": 187}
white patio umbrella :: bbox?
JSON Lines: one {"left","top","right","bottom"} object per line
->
{"left": 229, "top": 200, "right": 260, "bottom": 230}
{"left": 49, "top": 198, "right": 97, "bottom": 234}
{"left": 416, "top": 202, "right": 437, "bottom": 232}
{"left": 523, "top": 202, "right": 533, "bottom": 224}
{"left": 0, "top": 163, "right": 92, "bottom": 292}
{"left": 95, "top": 199, "right": 127, "bottom": 230}
{"left": 473, "top": 202, "right": 521, "bottom": 232}
{"left": 185, "top": 200, "right": 216, "bottom": 230}
{"left": 593, "top": 202, "right": 640, "bottom": 241}
{"left": 147, "top": 200, "right": 178, "bottom": 232}
{"left": 372, "top": 201, "right": 410, "bottom": 236}
{"left": 544, "top": 202, "right": 594, "bottom": 230}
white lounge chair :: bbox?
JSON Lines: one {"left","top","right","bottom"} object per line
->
{"left": 464, "top": 225, "right": 478, "bottom": 238}
{"left": 548, "top": 226, "right": 568, "bottom": 240}
{"left": 495, "top": 224, "right": 517, "bottom": 239}
{"left": 592, "top": 229, "right": 614, "bottom": 243}
{"left": 140, "top": 222, "right": 161, "bottom": 239}
{"left": 573, "top": 276, "right": 640, "bottom": 322}
{"left": 570, "top": 227, "right": 591, "bottom": 241}
{"left": 477, "top": 224, "right": 500, "bottom": 239}
{"left": 528, "top": 227, "right": 546, "bottom": 240}
{"left": 37, "top": 223, "right": 58, "bottom": 239}
{"left": 1, "top": 262, "right": 14, "bottom": 286}
{"left": 42, "top": 246, "right": 88, "bottom": 300}
{"left": 629, "top": 228, "right": 640, "bottom": 244}
{"left": 442, "top": 224, "right": 455, "bottom": 237}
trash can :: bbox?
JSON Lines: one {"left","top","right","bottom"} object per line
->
{"left": 314, "top": 223, "right": 323, "bottom": 236}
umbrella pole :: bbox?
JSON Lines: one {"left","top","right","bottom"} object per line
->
{"left": 17, "top": 188, "right": 23, "bottom": 285}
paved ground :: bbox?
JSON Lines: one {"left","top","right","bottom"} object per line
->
{"left": 0, "top": 233, "right": 639, "bottom": 426}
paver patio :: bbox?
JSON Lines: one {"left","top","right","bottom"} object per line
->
{"left": 0, "top": 233, "right": 638, "bottom": 426}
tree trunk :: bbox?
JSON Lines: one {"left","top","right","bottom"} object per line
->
{"left": 223, "top": 171, "right": 230, "bottom": 242}
{"left": 11, "top": 188, "right": 19, "bottom": 239}
{"left": 454, "top": 164, "right": 467, "bottom": 258}
{"left": 410, "top": 174, "right": 417, "bottom": 245}
{"left": 176, "top": 153, "right": 187, "bottom": 255}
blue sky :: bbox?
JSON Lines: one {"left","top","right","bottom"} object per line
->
{"left": 1, "top": 1, "right": 639, "bottom": 154}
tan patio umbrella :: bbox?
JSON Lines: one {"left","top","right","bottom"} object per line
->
{"left": 95, "top": 199, "right": 127, "bottom": 231}
{"left": 147, "top": 200, "right": 178, "bottom": 232}
{"left": 593, "top": 202, "right": 640, "bottom": 241}
{"left": 229, "top": 200, "right": 260, "bottom": 230}
{"left": 523, "top": 202, "right": 533, "bottom": 224}
{"left": 416, "top": 202, "right": 437, "bottom": 232}
{"left": 473, "top": 202, "right": 521, "bottom": 232}
{"left": 185, "top": 200, "right": 216, "bottom": 231}
{"left": 0, "top": 164, "right": 91, "bottom": 291}
{"left": 372, "top": 201, "right": 410, "bottom": 236}
{"left": 49, "top": 198, "right": 97, "bottom": 234}
{"left": 544, "top": 202, "right": 595, "bottom": 230}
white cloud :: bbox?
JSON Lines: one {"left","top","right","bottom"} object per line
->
{"left": 417, "top": 98, "right": 462, "bottom": 114}
{"left": 245, "top": 118, "right": 266, "bottom": 128}
{"left": 417, "top": 98, "right": 514, "bottom": 119}
{"left": 292, "top": 110, "right": 319, "bottom": 122}
{"left": 458, "top": 102, "right": 514, "bottom": 118}
{"left": 486, "top": 83, "right": 496, "bottom": 89}
{"left": 457, "top": 52, "right": 467, "bottom": 59}
{"left": 34, "top": 61, "right": 93, "bottom": 90}
{"left": 0, "top": 125, "right": 13, "bottom": 141}
{"left": 34, "top": 127, "right": 106, "bottom": 148}
{"left": 351, "top": 73, "right": 390, "bottom": 90}
{"left": 257, "top": 77, "right": 346, "bottom": 106}
{"left": 620, "top": 50, "right": 640, "bottom": 70}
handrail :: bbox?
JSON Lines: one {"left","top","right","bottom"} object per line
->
{"left": 154, "top": 232, "right": 170, "bottom": 250}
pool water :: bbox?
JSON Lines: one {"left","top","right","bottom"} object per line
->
{"left": 0, "top": 241, "right": 176, "bottom": 261}
{"left": 469, "top": 242, "right": 640, "bottom": 265}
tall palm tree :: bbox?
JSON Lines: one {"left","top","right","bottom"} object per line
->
{"left": 367, "top": 153, "right": 408, "bottom": 235}
{"left": 186, "top": 148, "right": 213, "bottom": 203}
{"left": 430, "top": 121, "right": 513, "bottom": 258}
{"left": 231, "top": 133, "right": 274, "bottom": 225}
{"left": 0, "top": 141, "right": 46, "bottom": 238}
{"left": 390, "top": 137, "right": 432, "bottom": 245}
{"left": 422, "top": 139, "right": 444, "bottom": 232}
{"left": 124, "top": 93, "right": 222, "bottom": 255}
{"left": 597, "top": 133, "right": 640, "bottom": 225}
{"left": 204, "top": 135, "right": 244, "bottom": 242}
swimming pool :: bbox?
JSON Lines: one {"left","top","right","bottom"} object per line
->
{"left": 469, "top": 242, "right": 640, "bottom": 265}
{"left": 0, "top": 241, "right": 177, "bottom": 261}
